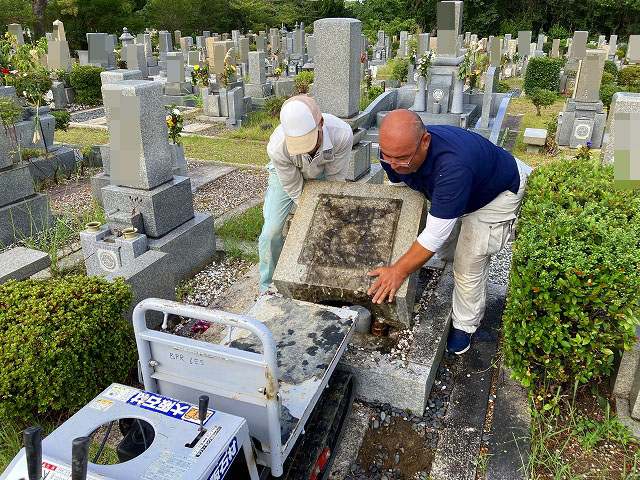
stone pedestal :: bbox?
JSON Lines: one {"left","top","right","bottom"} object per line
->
{"left": 557, "top": 99, "right": 606, "bottom": 149}
{"left": 410, "top": 75, "right": 427, "bottom": 112}
{"left": 273, "top": 181, "right": 426, "bottom": 328}
{"left": 82, "top": 79, "right": 216, "bottom": 322}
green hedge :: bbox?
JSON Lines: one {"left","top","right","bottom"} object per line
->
{"left": 599, "top": 83, "right": 624, "bottom": 108}
{"left": 502, "top": 156, "right": 640, "bottom": 390}
{"left": 604, "top": 60, "right": 618, "bottom": 78}
{"left": 618, "top": 66, "right": 640, "bottom": 91}
{"left": 294, "top": 71, "right": 314, "bottom": 94}
{"left": 524, "top": 57, "right": 564, "bottom": 95}
{"left": 69, "top": 64, "right": 105, "bottom": 105}
{"left": 0, "top": 276, "right": 136, "bottom": 420}
{"left": 50, "top": 109, "right": 70, "bottom": 131}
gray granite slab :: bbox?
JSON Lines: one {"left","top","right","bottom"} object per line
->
{"left": 0, "top": 246, "right": 50, "bottom": 283}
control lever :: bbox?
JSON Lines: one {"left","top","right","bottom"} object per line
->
{"left": 185, "top": 395, "right": 210, "bottom": 448}
{"left": 71, "top": 437, "right": 90, "bottom": 480}
{"left": 24, "top": 426, "right": 42, "bottom": 480}
{"left": 199, "top": 395, "right": 209, "bottom": 433}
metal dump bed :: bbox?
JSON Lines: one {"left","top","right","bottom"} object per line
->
{"left": 133, "top": 296, "right": 357, "bottom": 477}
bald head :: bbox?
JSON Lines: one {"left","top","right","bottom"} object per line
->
{"left": 380, "top": 110, "right": 426, "bottom": 150}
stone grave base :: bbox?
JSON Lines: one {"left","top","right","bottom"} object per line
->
{"left": 198, "top": 115, "right": 228, "bottom": 123}
{"left": 147, "top": 211, "right": 217, "bottom": 283}
{"left": 90, "top": 172, "right": 110, "bottom": 207}
{"left": 0, "top": 194, "right": 53, "bottom": 247}
{"left": 25, "top": 146, "right": 77, "bottom": 184}
{"left": 163, "top": 94, "right": 196, "bottom": 107}
{"left": 337, "top": 263, "right": 453, "bottom": 413}
{"left": 353, "top": 163, "right": 384, "bottom": 184}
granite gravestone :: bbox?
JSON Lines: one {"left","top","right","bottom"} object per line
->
{"left": 603, "top": 93, "right": 640, "bottom": 166}
{"left": 314, "top": 18, "right": 361, "bottom": 119}
{"left": 273, "top": 181, "right": 426, "bottom": 328}
{"left": 628, "top": 35, "right": 640, "bottom": 64}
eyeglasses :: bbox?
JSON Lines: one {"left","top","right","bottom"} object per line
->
{"left": 379, "top": 133, "right": 425, "bottom": 167}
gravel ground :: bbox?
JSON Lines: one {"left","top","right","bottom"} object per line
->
{"left": 167, "top": 255, "right": 254, "bottom": 338}
{"left": 488, "top": 240, "right": 514, "bottom": 286}
{"left": 66, "top": 104, "right": 102, "bottom": 113}
{"left": 70, "top": 107, "right": 105, "bottom": 122}
{"left": 177, "top": 255, "right": 254, "bottom": 308}
{"left": 193, "top": 169, "right": 268, "bottom": 218}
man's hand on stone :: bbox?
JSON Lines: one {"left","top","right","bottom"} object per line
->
{"left": 367, "top": 265, "right": 407, "bottom": 304}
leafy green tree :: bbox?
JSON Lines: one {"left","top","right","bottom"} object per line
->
{"left": 528, "top": 87, "right": 557, "bottom": 116}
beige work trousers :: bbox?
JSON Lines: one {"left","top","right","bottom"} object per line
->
{"left": 437, "top": 158, "right": 532, "bottom": 334}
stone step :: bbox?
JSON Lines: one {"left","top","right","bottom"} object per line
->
{"left": 430, "top": 282, "right": 507, "bottom": 480}
{"left": 0, "top": 247, "right": 50, "bottom": 283}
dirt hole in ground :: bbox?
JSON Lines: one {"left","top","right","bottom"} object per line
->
{"left": 357, "top": 416, "right": 434, "bottom": 478}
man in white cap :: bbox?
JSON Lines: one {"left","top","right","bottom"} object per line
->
{"left": 258, "top": 95, "right": 354, "bottom": 291}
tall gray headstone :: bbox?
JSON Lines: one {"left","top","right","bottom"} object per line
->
{"left": 7, "top": 24, "right": 24, "bottom": 44}
{"left": 489, "top": 36, "right": 500, "bottom": 66}
{"left": 125, "top": 44, "right": 148, "bottom": 78}
{"left": 608, "top": 35, "right": 618, "bottom": 59}
{"left": 248, "top": 50, "right": 266, "bottom": 84}
{"left": 87, "top": 33, "right": 109, "bottom": 65}
{"left": 503, "top": 33, "right": 512, "bottom": 54}
{"left": 628, "top": 35, "right": 640, "bottom": 64}
{"left": 479, "top": 66, "right": 498, "bottom": 128}
{"left": 418, "top": 33, "right": 430, "bottom": 56}
{"left": 158, "top": 31, "right": 172, "bottom": 54}
{"left": 102, "top": 80, "right": 172, "bottom": 190}
{"left": 518, "top": 31, "right": 532, "bottom": 58}
{"left": 551, "top": 38, "right": 560, "bottom": 58}
{"left": 437, "top": 1, "right": 463, "bottom": 56}
{"left": 571, "top": 31, "right": 588, "bottom": 59}
{"left": 314, "top": 18, "right": 361, "bottom": 119}
{"left": 166, "top": 53, "right": 185, "bottom": 83}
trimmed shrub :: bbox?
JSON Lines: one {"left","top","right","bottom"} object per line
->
{"left": 527, "top": 88, "right": 557, "bottom": 116}
{"left": 601, "top": 71, "right": 615, "bottom": 86}
{"left": 391, "top": 57, "right": 409, "bottom": 82}
{"left": 69, "top": 64, "right": 106, "bottom": 105}
{"left": 524, "top": 57, "right": 564, "bottom": 95}
{"left": 0, "top": 276, "right": 136, "bottom": 420}
{"left": 50, "top": 109, "right": 70, "bottom": 131}
{"left": 618, "top": 66, "right": 640, "bottom": 91}
{"left": 604, "top": 60, "right": 618, "bottom": 78}
{"left": 600, "top": 83, "right": 624, "bottom": 109}
{"left": 502, "top": 156, "right": 640, "bottom": 390}
{"left": 294, "top": 71, "right": 314, "bottom": 94}
{"left": 264, "top": 95, "right": 289, "bottom": 118}
{"left": 360, "top": 85, "right": 383, "bottom": 110}
{"left": 497, "top": 80, "right": 511, "bottom": 93}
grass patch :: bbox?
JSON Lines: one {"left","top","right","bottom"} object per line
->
{"left": 215, "top": 204, "right": 264, "bottom": 263}
{"left": 182, "top": 135, "right": 269, "bottom": 166}
{"left": 54, "top": 127, "right": 109, "bottom": 147}
{"left": 53, "top": 127, "right": 270, "bottom": 166}
{"left": 0, "top": 415, "right": 68, "bottom": 472}
{"left": 216, "top": 204, "right": 264, "bottom": 242}
{"left": 528, "top": 381, "right": 640, "bottom": 478}
{"left": 507, "top": 95, "right": 566, "bottom": 168}
{"left": 220, "top": 110, "right": 280, "bottom": 142}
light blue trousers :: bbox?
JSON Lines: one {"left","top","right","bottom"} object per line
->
{"left": 258, "top": 164, "right": 295, "bottom": 291}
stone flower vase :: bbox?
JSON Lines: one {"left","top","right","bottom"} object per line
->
{"left": 411, "top": 75, "right": 427, "bottom": 112}
{"left": 169, "top": 141, "right": 187, "bottom": 177}
{"left": 433, "top": 101, "right": 441, "bottom": 114}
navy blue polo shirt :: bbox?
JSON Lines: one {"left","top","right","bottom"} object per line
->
{"left": 381, "top": 125, "right": 520, "bottom": 219}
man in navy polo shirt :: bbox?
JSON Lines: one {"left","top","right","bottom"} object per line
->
{"left": 367, "top": 109, "right": 532, "bottom": 354}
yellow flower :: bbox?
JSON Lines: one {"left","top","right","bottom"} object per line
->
{"left": 231, "top": 65, "right": 236, "bottom": 71}
{"left": 193, "top": 65, "right": 199, "bottom": 70}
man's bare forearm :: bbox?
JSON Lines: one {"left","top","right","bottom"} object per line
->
{"left": 395, "top": 240, "right": 434, "bottom": 277}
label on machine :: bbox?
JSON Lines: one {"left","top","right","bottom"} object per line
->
{"left": 125, "top": 390, "right": 215, "bottom": 425}
{"left": 140, "top": 451, "right": 196, "bottom": 480}
{"left": 40, "top": 460, "right": 107, "bottom": 480}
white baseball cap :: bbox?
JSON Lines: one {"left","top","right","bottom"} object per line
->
{"left": 280, "top": 96, "right": 322, "bottom": 155}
